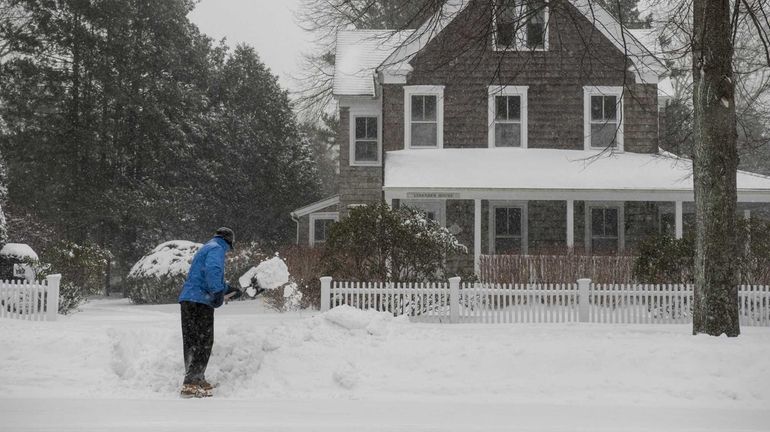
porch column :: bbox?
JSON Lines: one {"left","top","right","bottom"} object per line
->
{"left": 566, "top": 200, "right": 575, "bottom": 249}
{"left": 675, "top": 201, "right": 683, "bottom": 239}
{"left": 474, "top": 199, "right": 482, "bottom": 275}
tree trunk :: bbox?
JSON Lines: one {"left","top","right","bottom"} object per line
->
{"left": 691, "top": 0, "right": 740, "bottom": 336}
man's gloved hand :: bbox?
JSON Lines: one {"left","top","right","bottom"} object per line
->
{"left": 224, "top": 284, "right": 243, "bottom": 302}
{"left": 212, "top": 291, "right": 225, "bottom": 308}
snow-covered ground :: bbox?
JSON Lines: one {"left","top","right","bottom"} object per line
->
{"left": 1, "top": 299, "right": 769, "bottom": 431}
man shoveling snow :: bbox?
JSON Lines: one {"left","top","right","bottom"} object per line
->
{"left": 177, "top": 227, "right": 242, "bottom": 399}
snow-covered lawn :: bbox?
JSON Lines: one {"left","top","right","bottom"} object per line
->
{"left": 1, "top": 299, "right": 769, "bottom": 431}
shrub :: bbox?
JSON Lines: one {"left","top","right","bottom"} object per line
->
{"left": 126, "top": 241, "right": 201, "bottom": 304}
{"left": 277, "top": 245, "right": 324, "bottom": 309}
{"left": 235, "top": 247, "right": 325, "bottom": 311}
{"left": 736, "top": 218, "right": 770, "bottom": 283}
{"left": 633, "top": 234, "right": 694, "bottom": 284}
{"left": 633, "top": 218, "right": 770, "bottom": 285}
{"left": 321, "top": 203, "right": 467, "bottom": 283}
{"left": 33, "top": 241, "right": 111, "bottom": 314}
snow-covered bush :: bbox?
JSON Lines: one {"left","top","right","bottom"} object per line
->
{"left": 33, "top": 241, "right": 110, "bottom": 314}
{"left": 126, "top": 241, "right": 201, "bottom": 304}
{"left": 321, "top": 203, "right": 467, "bottom": 283}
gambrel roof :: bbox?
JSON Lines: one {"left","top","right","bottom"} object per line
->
{"left": 333, "top": 0, "right": 666, "bottom": 97}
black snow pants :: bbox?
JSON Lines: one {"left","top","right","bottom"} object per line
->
{"left": 180, "top": 301, "right": 214, "bottom": 385}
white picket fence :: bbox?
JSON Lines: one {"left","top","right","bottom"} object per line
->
{"left": 0, "top": 275, "right": 61, "bottom": 321}
{"left": 319, "top": 277, "right": 770, "bottom": 326}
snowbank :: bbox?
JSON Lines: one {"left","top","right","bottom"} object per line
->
{"left": 0, "top": 243, "right": 38, "bottom": 261}
{"left": 2, "top": 299, "right": 770, "bottom": 432}
{"left": 128, "top": 241, "right": 201, "bottom": 279}
{"left": 238, "top": 256, "right": 289, "bottom": 290}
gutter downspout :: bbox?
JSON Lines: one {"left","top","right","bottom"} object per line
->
{"left": 290, "top": 212, "right": 299, "bottom": 245}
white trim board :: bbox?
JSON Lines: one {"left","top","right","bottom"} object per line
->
{"left": 291, "top": 196, "right": 340, "bottom": 218}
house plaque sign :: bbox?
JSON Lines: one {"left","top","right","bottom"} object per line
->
{"left": 406, "top": 192, "right": 460, "bottom": 199}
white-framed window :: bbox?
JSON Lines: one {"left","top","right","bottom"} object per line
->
{"left": 401, "top": 200, "right": 446, "bottom": 227}
{"left": 349, "top": 112, "right": 381, "bottom": 166}
{"left": 583, "top": 86, "right": 624, "bottom": 151}
{"left": 488, "top": 86, "right": 528, "bottom": 148}
{"left": 585, "top": 203, "right": 624, "bottom": 254}
{"left": 404, "top": 86, "right": 444, "bottom": 149}
{"left": 493, "top": 0, "right": 549, "bottom": 51}
{"left": 309, "top": 212, "right": 339, "bottom": 247}
{"left": 489, "top": 201, "right": 528, "bottom": 254}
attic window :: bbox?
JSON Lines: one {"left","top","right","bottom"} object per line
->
{"left": 494, "top": 0, "right": 548, "bottom": 51}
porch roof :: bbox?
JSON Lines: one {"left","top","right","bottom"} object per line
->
{"left": 383, "top": 148, "right": 770, "bottom": 200}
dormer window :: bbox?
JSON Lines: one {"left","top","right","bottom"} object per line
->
{"left": 494, "top": 0, "right": 548, "bottom": 51}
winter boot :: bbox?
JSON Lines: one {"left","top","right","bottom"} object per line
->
{"left": 197, "top": 380, "right": 216, "bottom": 391}
{"left": 180, "top": 383, "right": 212, "bottom": 399}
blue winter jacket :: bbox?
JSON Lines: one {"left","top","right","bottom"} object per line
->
{"left": 178, "top": 237, "right": 230, "bottom": 308}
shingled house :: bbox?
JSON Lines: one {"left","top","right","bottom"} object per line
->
{"left": 291, "top": 0, "right": 770, "bottom": 273}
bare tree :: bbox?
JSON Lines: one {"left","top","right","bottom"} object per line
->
{"left": 294, "top": 0, "right": 444, "bottom": 118}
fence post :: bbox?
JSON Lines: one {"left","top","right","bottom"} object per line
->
{"left": 578, "top": 278, "right": 591, "bottom": 323}
{"left": 320, "top": 276, "right": 332, "bottom": 312}
{"left": 45, "top": 274, "right": 62, "bottom": 321}
{"left": 449, "top": 277, "right": 461, "bottom": 324}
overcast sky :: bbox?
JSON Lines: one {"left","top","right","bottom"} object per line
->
{"left": 189, "top": 0, "right": 312, "bottom": 92}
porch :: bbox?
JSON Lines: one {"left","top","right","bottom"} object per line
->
{"left": 383, "top": 148, "right": 770, "bottom": 274}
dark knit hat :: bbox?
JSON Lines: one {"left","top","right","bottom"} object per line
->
{"left": 215, "top": 227, "right": 234, "bottom": 248}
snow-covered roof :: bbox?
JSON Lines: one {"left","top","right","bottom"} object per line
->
{"left": 0, "top": 243, "right": 38, "bottom": 261}
{"left": 384, "top": 149, "right": 770, "bottom": 197}
{"left": 334, "top": 30, "right": 413, "bottom": 96}
{"left": 291, "top": 195, "right": 340, "bottom": 218}
{"left": 628, "top": 28, "right": 674, "bottom": 101}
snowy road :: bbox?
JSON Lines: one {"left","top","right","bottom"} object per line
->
{"left": 4, "top": 398, "right": 770, "bottom": 431}
{"left": 1, "top": 299, "right": 769, "bottom": 431}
